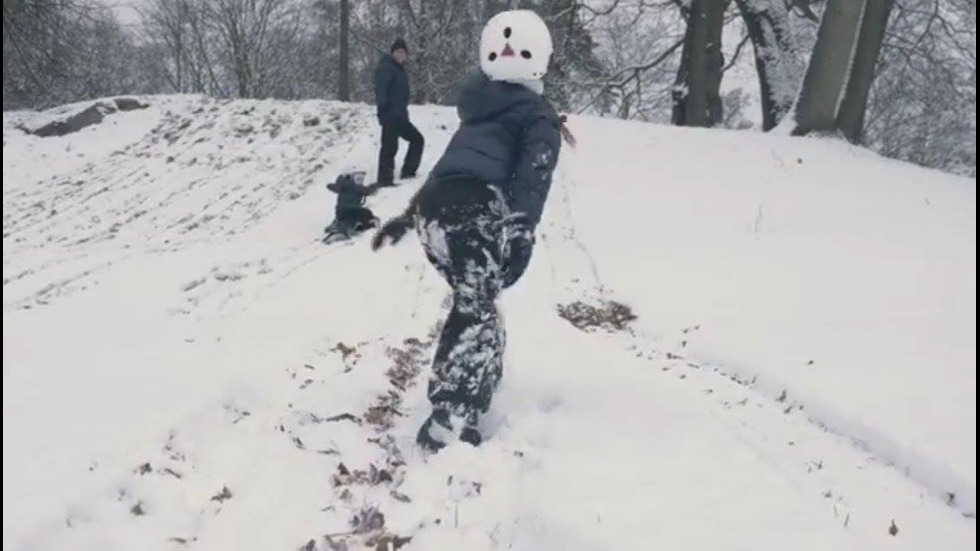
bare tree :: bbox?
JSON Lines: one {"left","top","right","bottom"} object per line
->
{"left": 140, "top": 0, "right": 223, "bottom": 95}
{"left": 141, "top": 0, "right": 191, "bottom": 92}
{"left": 791, "top": 0, "right": 866, "bottom": 136}
{"left": 4, "top": 0, "right": 88, "bottom": 107}
{"left": 399, "top": 0, "right": 468, "bottom": 104}
{"left": 672, "top": 0, "right": 730, "bottom": 127}
{"left": 575, "top": 0, "right": 684, "bottom": 120}
{"left": 837, "top": 0, "right": 895, "bottom": 143}
{"left": 733, "top": 0, "right": 804, "bottom": 130}
{"left": 864, "top": 0, "right": 976, "bottom": 175}
{"left": 3, "top": 0, "right": 149, "bottom": 109}
{"left": 536, "top": 0, "right": 608, "bottom": 110}
{"left": 338, "top": 0, "right": 351, "bottom": 100}
{"left": 792, "top": 0, "right": 895, "bottom": 142}
{"left": 202, "top": 0, "right": 302, "bottom": 98}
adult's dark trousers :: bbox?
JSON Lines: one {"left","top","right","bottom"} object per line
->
{"left": 377, "top": 118, "right": 424, "bottom": 184}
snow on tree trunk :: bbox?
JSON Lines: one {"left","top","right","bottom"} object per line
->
{"left": 791, "top": 0, "right": 865, "bottom": 135}
{"left": 734, "top": 0, "right": 803, "bottom": 130}
{"left": 836, "top": 0, "right": 895, "bottom": 144}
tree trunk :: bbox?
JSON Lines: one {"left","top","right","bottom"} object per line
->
{"left": 672, "top": 0, "right": 729, "bottom": 127}
{"left": 702, "top": 0, "right": 727, "bottom": 126}
{"left": 836, "top": 0, "right": 894, "bottom": 143}
{"left": 671, "top": 22, "right": 692, "bottom": 125}
{"left": 338, "top": 0, "right": 350, "bottom": 101}
{"left": 735, "top": 0, "right": 802, "bottom": 130}
{"left": 791, "top": 0, "right": 864, "bottom": 135}
{"left": 415, "top": 0, "right": 428, "bottom": 104}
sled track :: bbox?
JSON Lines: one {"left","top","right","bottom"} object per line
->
{"left": 545, "top": 158, "right": 975, "bottom": 521}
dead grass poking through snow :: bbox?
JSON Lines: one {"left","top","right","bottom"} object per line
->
{"left": 557, "top": 300, "right": 637, "bottom": 333}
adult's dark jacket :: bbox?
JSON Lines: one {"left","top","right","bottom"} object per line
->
{"left": 374, "top": 54, "right": 410, "bottom": 124}
{"left": 426, "top": 71, "right": 561, "bottom": 228}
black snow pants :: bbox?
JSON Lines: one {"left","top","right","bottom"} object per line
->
{"left": 327, "top": 206, "right": 377, "bottom": 237}
{"left": 415, "top": 180, "right": 514, "bottom": 423}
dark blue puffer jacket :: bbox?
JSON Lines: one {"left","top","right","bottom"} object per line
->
{"left": 327, "top": 174, "right": 370, "bottom": 214}
{"left": 427, "top": 71, "right": 562, "bottom": 228}
{"left": 374, "top": 54, "right": 411, "bottom": 124}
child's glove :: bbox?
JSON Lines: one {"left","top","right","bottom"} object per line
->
{"left": 371, "top": 215, "right": 414, "bottom": 250}
{"left": 502, "top": 220, "right": 535, "bottom": 289}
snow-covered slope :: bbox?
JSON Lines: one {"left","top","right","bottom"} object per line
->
{"left": 3, "top": 96, "right": 975, "bottom": 550}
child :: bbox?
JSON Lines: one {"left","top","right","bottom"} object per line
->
{"left": 323, "top": 171, "right": 379, "bottom": 244}
{"left": 371, "top": 10, "right": 563, "bottom": 451}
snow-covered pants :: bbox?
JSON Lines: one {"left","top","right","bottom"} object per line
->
{"left": 416, "top": 180, "right": 510, "bottom": 421}
{"left": 327, "top": 206, "right": 371, "bottom": 232}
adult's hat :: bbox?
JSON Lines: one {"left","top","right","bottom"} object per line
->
{"left": 391, "top": 38, "right": 408, "bottom": 54}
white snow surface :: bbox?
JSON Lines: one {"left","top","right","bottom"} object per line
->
{"left": 3, "top": 96, "right": 975, "bottom": 550}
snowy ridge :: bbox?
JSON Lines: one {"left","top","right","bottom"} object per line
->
{"left": 3, "top": 97, "right": 975, "bottom": 550}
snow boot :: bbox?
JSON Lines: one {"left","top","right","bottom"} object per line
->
{"left": 459, "top": 425, "right": 482, "bottom": 447}
{"left": 417, "top": 408, "right": 483, "bottom": 451}
{"left": 417, "top": 408, "right": 454, "bottom": 452}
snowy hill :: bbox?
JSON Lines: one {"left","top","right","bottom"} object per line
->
{"left": 3, "top": 96, "right": 975, "bottom": 550}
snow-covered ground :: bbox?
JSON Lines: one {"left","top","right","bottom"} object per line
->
{"left": 3, "top": 96, "right": 975, "bottom": 550}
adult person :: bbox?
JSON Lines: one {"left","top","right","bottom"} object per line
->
{"left": 374, "top": 38, "right": 424, "bottom": 186}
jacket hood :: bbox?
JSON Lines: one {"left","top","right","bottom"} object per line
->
{"left": 456, "top": 70, "right": 542, "bottom": 124}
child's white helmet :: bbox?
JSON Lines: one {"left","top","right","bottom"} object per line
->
{"left": 479, "top": 10, "right": 553, "bottom": 83}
